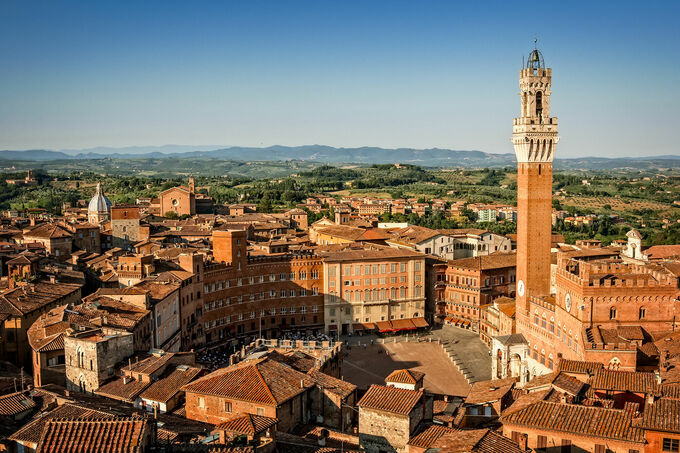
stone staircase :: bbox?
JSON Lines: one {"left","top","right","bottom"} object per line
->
{"left": 432, "top": 327, "right": 492, "bottom": 385}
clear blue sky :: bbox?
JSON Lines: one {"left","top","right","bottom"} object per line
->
{"left": 1, "top": 1, "right": 678, "bottom": 157}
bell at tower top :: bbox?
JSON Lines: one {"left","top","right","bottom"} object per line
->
{"left": 525, "top": 39, "right": 545, "bottom": 70}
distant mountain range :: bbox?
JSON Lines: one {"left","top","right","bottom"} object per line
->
{"left": 1, "top": 145, "right": 679, "bottom": 170}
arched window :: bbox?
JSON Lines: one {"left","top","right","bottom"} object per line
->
{"left": 535, "top": 91, "right": 543, "bottom": 117}
{"left": 639, "top": 307, "right": 646, "bottom": 319}
{"left": 610, "top": 307, "right": 617, "bottom": 319}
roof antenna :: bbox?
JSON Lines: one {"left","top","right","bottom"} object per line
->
{"left": 534, "top": 37, "right": 538, "bottom": 49}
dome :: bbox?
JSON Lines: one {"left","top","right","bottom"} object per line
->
{"left": 88, "top": 182, "right": 112, "bottom": 213}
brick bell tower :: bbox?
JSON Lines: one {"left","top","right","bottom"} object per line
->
{"left": 513, "top": 43, "right": 559, "bottom": 310}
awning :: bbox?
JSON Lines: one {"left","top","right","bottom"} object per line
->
{"left": 362, "top": 322, "right": 376, "bottom": 330}
{"left": 352, "top": 323, "right": 364, "bottom": 331}
{"left": 412, "top": 318, "right": 429, "bottom": 328}
{"left": 391, "top": 319, "right": 416, "bottom": 331}
{"left": 328, "top": 325, "right": 337, "bottom": 330}
{"left": 376, "top": 321, "right": 393, "bottom": 332}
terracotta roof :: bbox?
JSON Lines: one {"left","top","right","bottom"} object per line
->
{"left": 502, "top": 389, "right": 551, "bottom": 416}
{"left": 644, "top": 245, "right": 680, "bottom": 260}
{"left": 215, "top": 413, "right": 278, "bottom": 435}
{"left": 95, "top": 378, "right": 150, "bottom": 403}
{"left": 307, "top": 369, "right": 356, "bottom": 399}
{"left": 635, "top": 398, "right": 680, "bottom": 433}
{"left": 316, "top": 243, "right": 422, "bottom": 262}
{"left": 182, "top": 357, "right": 314, "bottom": 406}
{"left": 448, "top": 253, "right": 516, "bottom": 271}
{"left": 0, "top": 391, "right": 35, "bottom": 416}
{"left": 139, "top": 366, "right": 202, "bottom": 403}
{"left": 9, "top": 403, "right": 116, "bottom": 445}
{"left": 502, "top": 401, "right": 644, "bottom": 443}
{"left": 558, "top": 359, "right": 604, "bottom": 375}
{"left": 357, "top": 384, "right": 423, "bottom": 416}
{"left": 428, "top": 428, "right": 525, "bottom": 453}
{"left": 0, "top": 281, "right": 82, "bottom": 316}
{"left": 389, "top": 225, "right": 441, "bottom": 244}
{"left": 524, "top": 372, "right": 584, "bottom": 397}
{"left": 24, "top": 223, "right": 72, "bottom": 239}
{"left": 465, "top": 377, "right": 516, "bottom": 405}
{"left": 125, "top": 352, "right": 177, "bottom": 376}
{"left": 589, "top": 369, "right": 658, "bottom": 394}
{"left": 35, "top": 417, "right": 149, "bottom": 453}
{"left": 408, "top": 424, "right": 458, "bottom": 449}
{"left": 132, "top": 280, "right": 180, "bottom": 301}
{"left": 385, "top": 369, "right": 425, "bottom": 385}
{"left": 6, "top": 250, "right": 42, "bottom": 265}
{"left": 552, "top": 373, "right": 585, "bottom": 396}
{"left": 265, "top": 349, "right": 317, "bottom": 373}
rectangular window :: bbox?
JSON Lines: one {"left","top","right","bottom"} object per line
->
{"left": 197, "top": 397, "right": 205, "bottom": 408}
{"left": 537, "top": 435, "right": 547, "bottom": 451}
{"left": 224, "top": 401, "right": 232, "bottom": 412}
{"left": 257, "top": 407, "right": 265, "bottom": 416}
{"left": 594, "top": 445, "right": 605, "bottom": 453}
{"left": 663, "top": 438, "right": 680, "bottom": 452}
{"left": 561, "top": 439, "right": 571, "bottom": 453}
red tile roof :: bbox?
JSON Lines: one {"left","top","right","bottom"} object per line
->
{"left": 428, "top": 428, "right": 525, "bottom": 453}
{"left": 357, "top": 384, "right": 423, "bottom": 416}
{"left": 0, "top": 391, "right": 35, "bottom": 416}
{"left": 501, "top": 401, "right": 644, "bottom": 443}
{"left": 95, "top": 378, "right": 150, "bottom": 403}
{"left": 24, "top": 223, "right": 72, "bottom": 239}
{"left": 182, "top": 357, "right": 313, "bottom": 406}
{"left": 589, "top": 369, "right": 658, "bottom": 394}
{"left": 557, "top": 359, "right": 604, "bottom": 375}
{"left": 307, "top": 369, "right": 356, "bottom": 399}
{"left": 465, "top": 377, "right": 516, "bottom": 405}
{"left": 385, "top": 369, "right": 425, "bottom": 385}
{"left": 635, "top": 398, "right": 680, "bottom": 433}
{"left": 139, "top": 366, "right": 202, "bottom": 403}
{"left": 10, "top": 403, "right": 116, "bottom": 445}
{"left": 35, "top": 417, "right": 150, "bottom": 453}
{"left": 408, "top": 424, "right": 458, "bottom": 449}
{"left": 215, "top": 413, "right": 278, "bottom": 435}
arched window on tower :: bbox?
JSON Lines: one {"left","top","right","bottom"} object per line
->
{"left": 609, "top": 306, "right": 617, "bottom": 319}
{"left": 535, "top": 91, "right": 543, "bottom": 119}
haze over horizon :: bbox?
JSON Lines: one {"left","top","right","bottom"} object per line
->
{"left": 1, "top": 1, "right": 679, "bottom": 158}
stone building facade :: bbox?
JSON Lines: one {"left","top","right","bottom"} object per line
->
{"left": 111, "top": 205, "right": 141, "bottom": 250}
{"left": 64, "top": 328, "right": 133, "bottom": 394}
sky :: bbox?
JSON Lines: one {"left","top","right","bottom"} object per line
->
{"left": 1, "top": 1, "right": 679, "bottom": 158}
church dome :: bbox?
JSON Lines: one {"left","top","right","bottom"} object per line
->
{"left": 88, "top": 182, "right": 112, "bottom": 213}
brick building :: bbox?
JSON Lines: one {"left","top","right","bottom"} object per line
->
{"left": 318, "top": 244, "right": 426, "bottom": 335}
{"left": 442, "top": 253, "right": 516, "bottom": 331}
{"left": 0, "top": 279, "right": 82, "bottom": 368}
{"left": 22, "top": 223, "right": 73, "bottom": 260}
{"left": 201, "top": 230, "right": 324, "bottom": 346}
{"left": 182, "top": 357, "right": 315, "bottom": 431}
{"left": 63, "top": 222, "right": 101, "bottom": 253}
{"left": 159, "top": 176, "right": 197, "bottom": 217}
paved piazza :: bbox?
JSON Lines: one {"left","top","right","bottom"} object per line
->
{"left": 341, "top": 339, "right": 471, "bottom": 397}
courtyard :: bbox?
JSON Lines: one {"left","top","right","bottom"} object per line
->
{"left": 341, "top": 337, "right": 472, "bottom": 397}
